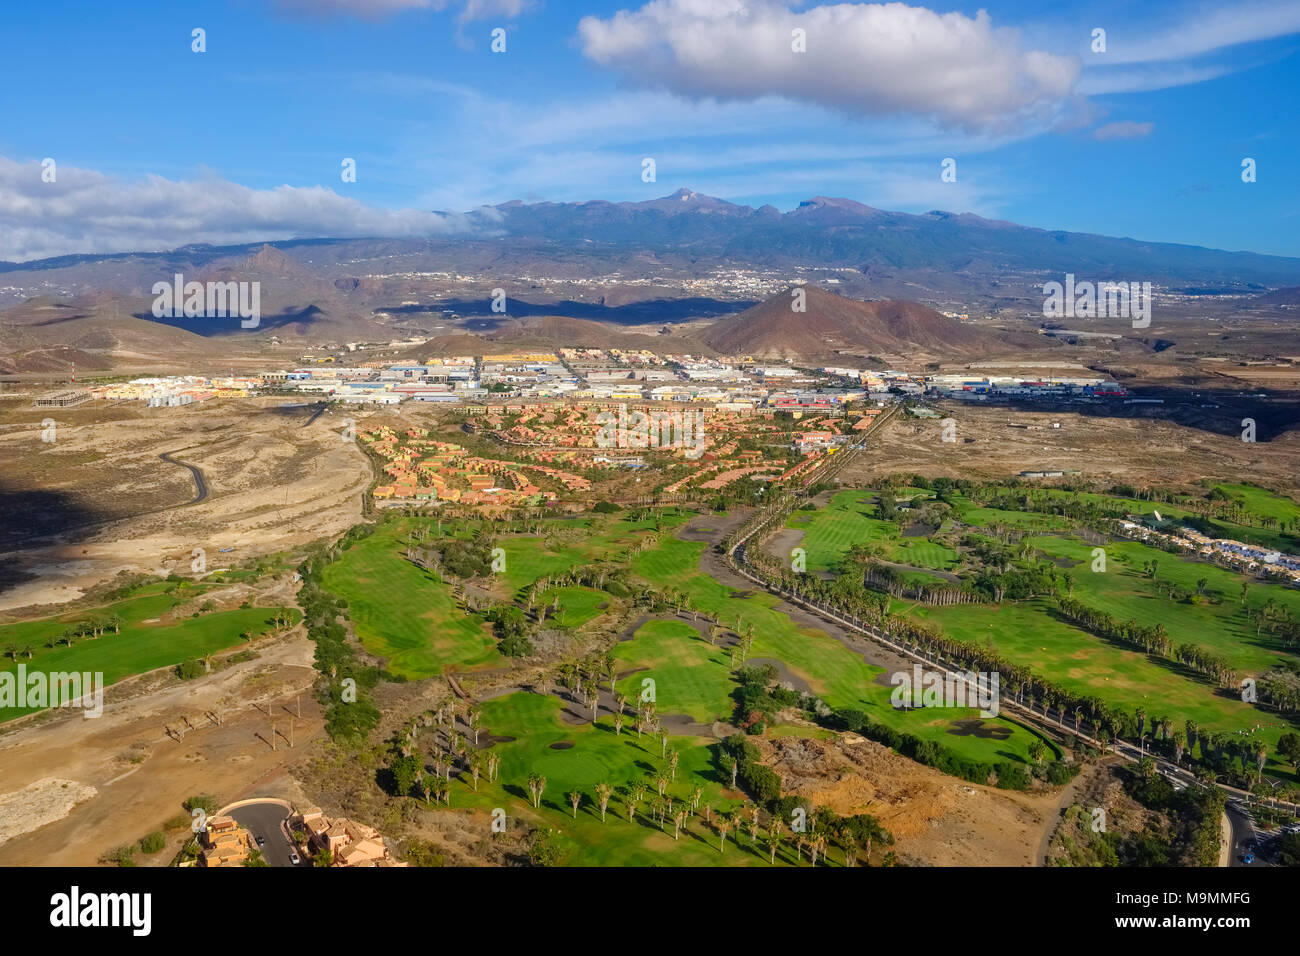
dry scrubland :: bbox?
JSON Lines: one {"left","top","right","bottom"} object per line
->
{"left": 844, "top": 403, "right": 1300, "bottom": 495}
{"left": 0, "top": 397, "right": 371, "bottom": 613}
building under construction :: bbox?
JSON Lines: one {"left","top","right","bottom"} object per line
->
{"left": 33, "top": 389, "right": 91, "bottom": 408}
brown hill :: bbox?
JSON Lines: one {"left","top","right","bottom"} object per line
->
{"left": 488, "top": 314, "right": 708, "bottom": 352}
{"left": 0, "top": 296, "right": 228, "bottom": 375}
{"left": 699, "top": 286, "right": 1041, "bottom": 361}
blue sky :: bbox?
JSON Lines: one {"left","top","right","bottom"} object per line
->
{"left": 1, "top": 0, "right": 1297, "bottom": 260}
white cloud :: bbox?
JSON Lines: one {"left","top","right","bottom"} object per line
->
{"left": 1089, "top": 0, "right": 1300, "bottom": 65}
{"left": 1091, "top": 121, "right": 1155, "bottom": 141}
{"left": 0, "top": 158, "right": 482, "bottom": 262}
{"left": 577, "top": 0, "right": 1081, "bottom": 133}
{"left": 1078, "top": 62, "right": 1236, "bottom": 95}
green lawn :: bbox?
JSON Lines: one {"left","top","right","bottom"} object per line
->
{"left": 449, "top": 691, "right": 790, "bottom": 866}
{"left": 1030, "top": 534, "right": 1300, "bottom": 675}
{"left": 321, "top": 523, "right": 499, "bottom": 679}
{"left": 0, "top": 586, "right": 297, "bottom": 722}
{"left": 538, "top": 586, "right": 612, "bottom": 629}
{"left": 613, "top": 619, "right": 734, "bottom": 724}
{"left": 787, "top": 490, "right": 958, "bottom": 573}
{"left": 1213, "top": 483, "right": 1298, "bottom": 522}
{"left": 632, "top": 533, "right": 1044, "bottom": 766}
{"left": 905, "top": 527, "right": 1300, "bottom": 777}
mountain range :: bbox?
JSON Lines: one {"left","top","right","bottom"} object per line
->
{"left": 2, "top": 189, "right": 1297, "bottom": 372}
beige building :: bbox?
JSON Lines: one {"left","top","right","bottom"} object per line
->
{"left": 199, "top": 815, "right": 251, "bottom": 867}
{"left": 292, "top": 807, "right": 408, "bottom": 867}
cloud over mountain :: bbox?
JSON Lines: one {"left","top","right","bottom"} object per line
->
{"left": 578, "top": 0, "right": 1081, "bottom": 132}
{"left": 0, "top": 157, "right": 483, "bottom": 262}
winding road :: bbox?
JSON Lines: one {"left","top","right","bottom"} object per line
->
{"left": 158, "top": 450, "right": 208, "bottom": 505}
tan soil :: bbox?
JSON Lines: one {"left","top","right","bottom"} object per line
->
{"left": 0, "top": 396, "right": 372, "bottom": 613}
{"left": 0, "top": 628, "right": 324, "bottom": 865}
{"left": 760, "top": 733, "right": 1064, "bottom": 866}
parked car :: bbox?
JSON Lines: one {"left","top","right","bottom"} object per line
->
{"left": 288, "top": 849, "right": 301, "bottom": 865}
{"left": 1243, "top": 852, "right": 1255, "bottom": 864}
{"left": 255, "top": 834, "right": 265, "bottom": 847}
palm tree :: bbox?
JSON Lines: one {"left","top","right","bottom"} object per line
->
{"left": 594, "top": 782, "right": 613, "bottom": 822}
{"left": 716, "top": 816, "right": 731, "bottom": 854}
{"left": 627, "top": 783, "right": 645, "bottom": 822}
{"left": 568, "top": 789, "right": 581, "bottom": 818}
{"left": 668, "top": 749, "right": 680, "bottom": 781}
{"left": 764, "top": 824, "right": 781, "bottom": 864}
{"left": 527, "top": 773, "right": 546, "bottom": 809}
{"left": 602, "top": 653, "right": 618, "bottom": 695}
{"left": 614, "top": 713, "right": 624, "bottom": 736}
{"left": 722, "top": 756, "right": 739, "bottom": 789}
{"left": 810, "top": 834, "right": 827, "bottom": 866}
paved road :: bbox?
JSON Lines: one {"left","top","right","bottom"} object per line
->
{"left": 303, "top": 402, "right": 327, "bottom": 427}
{"left": 158, "top": 450, "right": 208, "bottom": 504}
{"left": 226, "top": 802, "right": 301, "bottom": 867}
{"left": 1225, "top": 805, "right": 1266, "bottom": 867}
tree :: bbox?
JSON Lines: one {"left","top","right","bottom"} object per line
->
{"left": 568, "top": 789, "right": 582, "bottom": 819}
{"left": 722, "top": 759, "right": 743, "bottom": 790}
{"left": 527, "top": 773, "right": 547, "bottom": 809}
{"left": 390, "top": 754, "right": 421, "bottom": 797}
{"left": 1277, "top": 733, "right": 1300, "bottom": 772}
{"left": 764, "top": 824, "right": 781, "bottom": 864}
{"left": 314, "top": 848, "right": 333, "bottom": 867}
{"left": 595, "top": 782, "right": 613, "bottom": 823}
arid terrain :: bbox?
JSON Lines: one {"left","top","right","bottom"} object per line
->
{"left": 0, "top": 396, "right": 371, "bottom": 614}
{"left": 0, "top": 625, "right": 323, "bottom": 866}
{"left": 842, "top": 401, "right": 1300, "bottom": 497}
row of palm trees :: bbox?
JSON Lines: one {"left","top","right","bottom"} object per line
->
{"left": 728, "top": 489, "right": 1289, "bottom": 788}
{"left": 33, "top": 614, "right": 125, "bottom": 650}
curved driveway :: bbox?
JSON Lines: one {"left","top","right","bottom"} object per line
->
{"left": 225, "top": 801, "right": 301, "bottom": 867}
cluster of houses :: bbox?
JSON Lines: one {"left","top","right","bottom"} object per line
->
{"left": 1117, "top": 517, "right": 1300, "bottom": 586}
{"left": 259, "top": 351, "right": 885, "bottom": 410}
{"left": 292, "top": 807, "right": 408, "bottom": 867}
{"left": 365, "top": 425, "right": 592, "bottom": 507}
{"left": 89, "top": 375, "right": 258, "bottom": 406}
